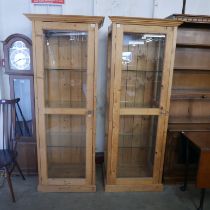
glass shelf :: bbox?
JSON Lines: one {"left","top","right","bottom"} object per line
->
{"left": 48, "top": 146, "right": 85, "bottom": 148}
{"left": 121, "top": 69, "right": 163, "bottom": 72}
{"left": 45, "top": 68, "right": 87, "bottom": 71}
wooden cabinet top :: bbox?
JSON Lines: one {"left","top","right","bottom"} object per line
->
{"left": 168, "top": 14, "right": 210, "bottom": 24}
{"left": 24, "top": 14, "right": 104, "bottom": 28}
{"left": 109, "top": 16, "right": 182, "bottom": 27}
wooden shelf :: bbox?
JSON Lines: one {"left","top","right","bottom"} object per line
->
{"left": 174, "top": 67, "right": 210, "bottom": 71}
{"left": 177, "top": 43, "right": 210, "bottom": 48}
{"left": 171, "top": 90, "right": 210, "bottom": 100}
{"left": 168, "top": 124, "right": 210, "bottom": 132}
{"left": 169, "top": 117, "right": 210, "bottom": 124}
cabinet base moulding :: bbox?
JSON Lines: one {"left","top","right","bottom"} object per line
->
{"left": 37, "top": 184, "right": 96, "bottom": 192}
{"left": 105, "top": 183, "right": 163, "bottom": 192}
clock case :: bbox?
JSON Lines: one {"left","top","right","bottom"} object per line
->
{"left": 3, "top": 34, "right": 37, "bottom": 174}
{"left": 3, "top": 33, "right": 33, "bottom": 75}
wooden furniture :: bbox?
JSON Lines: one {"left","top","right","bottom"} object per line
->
{"left": 105, "top": 16, "right": 181, "bottom": 192}
{"left": 26, "top": 14, "right": 104, "bottom": 192}
{"left": 181, "top": 131, "right": 210, "bottom": 210}
{"left": 3, "top": 34, "right": 37, "bottom": 174}
{"left": 0, "top": 99, "right": 25, "bottom": 202}
{"left": 164, "top": 14, "right": 210, "bottom": 183}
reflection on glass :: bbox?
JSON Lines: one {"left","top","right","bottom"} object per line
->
{"left": 44, "top": 30, "right": 88, "bottom": 108}
{"left": 13, "top": 79, "right": 33, "bottom": 137}
{"left": 46, "top": 115, "right": 86, "bottom": 178}
{"left": 121, "top": 33, "right": 165, "bottom": 108}
{"left": 117, "top": 116, "right": 158, "bottom": 178}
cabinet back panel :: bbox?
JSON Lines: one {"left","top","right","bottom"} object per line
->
{"left": 117, "top": 116, "right": 158, "bottom": 178}
{"left": 173, "top": 71, "right": 210, "bottom": 90}
{"left": 44, "top": 35, "right": 87, "bottom": 70}
{"left": 177, "top": 28, "right": 210, "bottom": 45}
{"left": 46, "top": 115, "right": 86, "bottom": 178}
{"left": 44, "top": 32, "right": 87, "bottom": 108}
{"left": 121, "top": 33, "right": 165, "bottom": 108}
{"left": 170, "top": 100, "right": 210, "bottom": 118}
{"left": 175, "top": 48, "right": 210, "bottom": 70}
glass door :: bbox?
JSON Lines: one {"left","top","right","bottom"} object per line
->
{"left": 35, "top": 22, "right": 95, "bottom": 184}
{"left": 110, "top": 25, "right": 174, "bottom": 184}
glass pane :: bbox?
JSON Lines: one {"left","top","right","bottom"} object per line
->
{"left": 117, "top": 115, "right": 158, "bottom": 178}
{"left": 44, "top": 30, "right": 87, "bottom": 108}
{"left": 121, "top": 33, "right": 165, "bottom": 108}
{"left": 9, "top": 41, "right": 31, "bottom": 71}
{"left": 13, "top": 79, "right": 33, "bottom": 137}
{"left": 46, "top": 115, "right": 86, "bottom": 178}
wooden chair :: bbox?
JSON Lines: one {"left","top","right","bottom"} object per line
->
{"left": 0, "top": 98, "right": 25, "bottom": 202}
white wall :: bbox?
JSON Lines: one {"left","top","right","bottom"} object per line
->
{"left": 0, "top": 0, "right": 210, "bottom": 152}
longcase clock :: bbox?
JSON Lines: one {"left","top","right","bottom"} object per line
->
{"left": 3, "top": 34, "right": 37, "bottom": 174}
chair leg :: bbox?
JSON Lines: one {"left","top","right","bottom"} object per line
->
{"left": 15, "top": 161, "right": 25, "bottom": 180}
{"left": 5, "top": 168, "right": 15, "bottom": 202}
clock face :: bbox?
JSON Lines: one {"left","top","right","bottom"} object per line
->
{"left": 9, "top": 41, "right": 31, "bottom": 70}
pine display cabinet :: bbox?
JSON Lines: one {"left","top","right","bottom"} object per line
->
{"left": 105, "top": 16, "right": 181, "bottom": 192}
{"left": 25, "top": 14, "right": 104, "bottom": 192}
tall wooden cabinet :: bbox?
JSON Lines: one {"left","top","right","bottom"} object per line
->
{"left": 164, "top": 14, "right": 210, "bottom": 183}
{"left": 105, "top": 17, "right": 181, "bottom": 192}
{"left": 26, "top": 14, "right": 104, "bottom": 192}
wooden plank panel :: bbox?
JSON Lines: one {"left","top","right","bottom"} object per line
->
{"left": 177, "top": 28, "right": 210, "bottom": 46}
{"left": 170, "top": 100, "right": 210, "bottom": 119}
{"left": 175, "top": 48, "right": 210, "bottom": 70}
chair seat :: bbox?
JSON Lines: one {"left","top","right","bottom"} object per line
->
{"left": 0, "top": 150, "right": 17, "bottom": 168}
